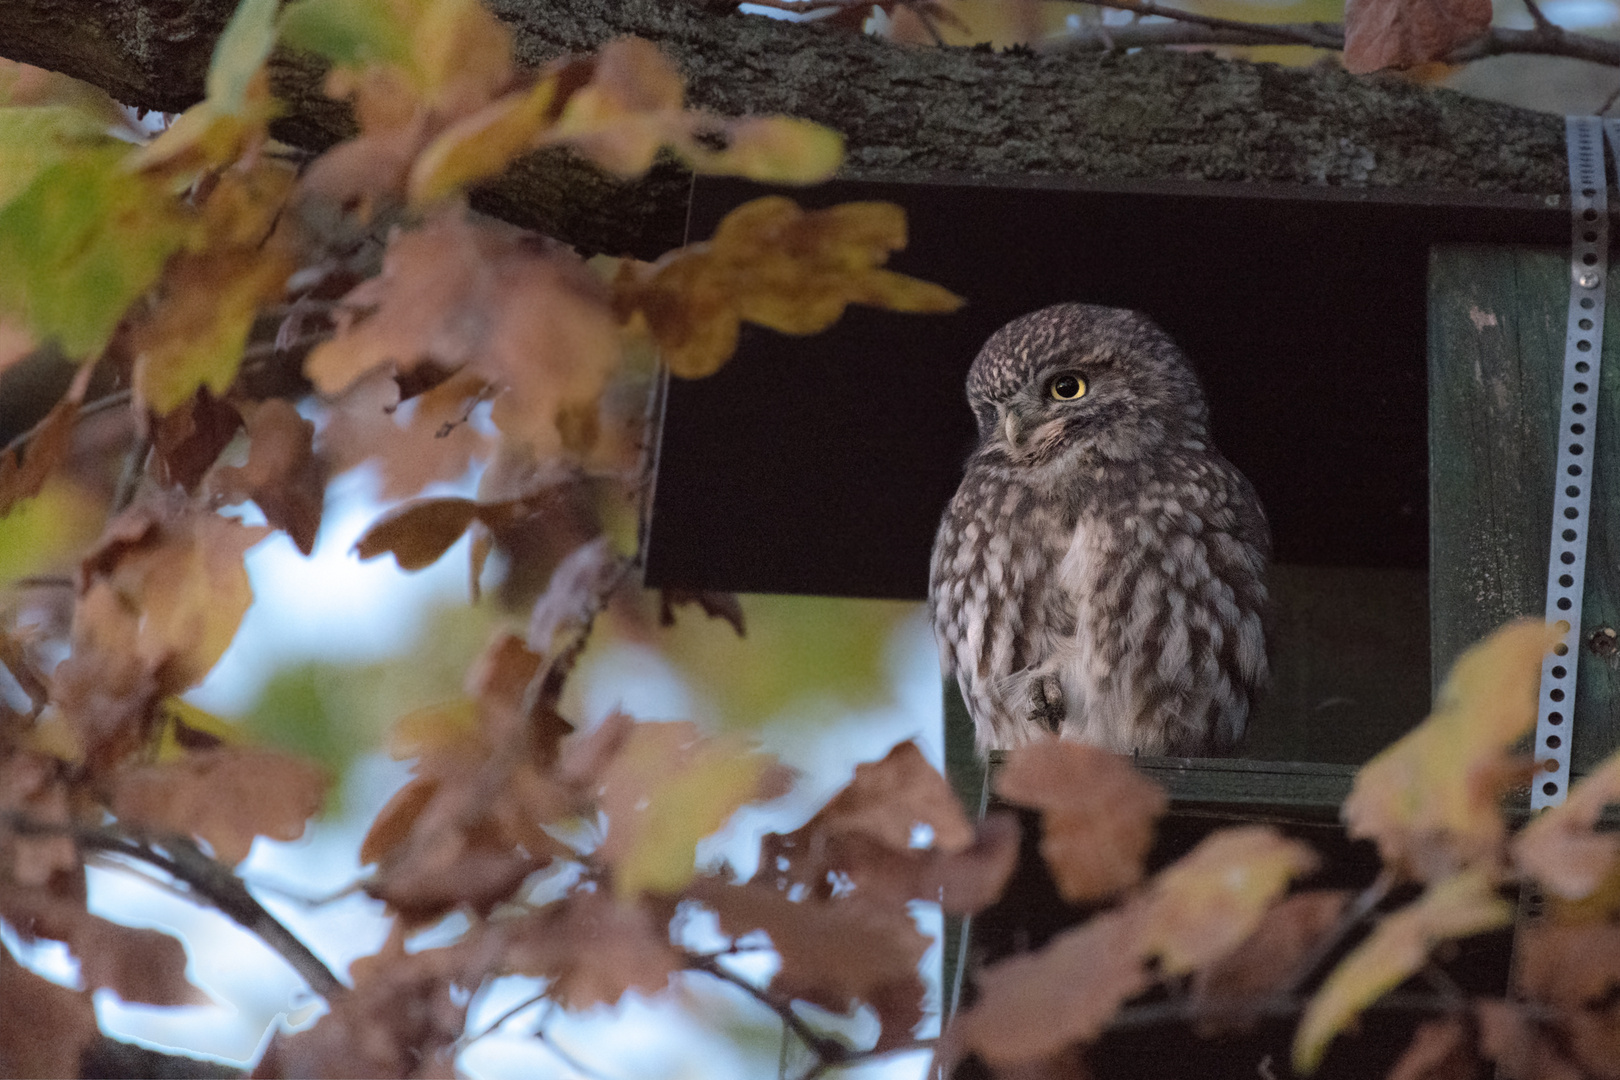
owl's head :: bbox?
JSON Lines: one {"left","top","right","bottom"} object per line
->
{"left": 965, "top": 304, "right": 1210, "bottom": 465}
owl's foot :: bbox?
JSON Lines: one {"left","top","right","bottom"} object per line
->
{"left": 1030, "top": 675, "right": 1065, "bottom": 733}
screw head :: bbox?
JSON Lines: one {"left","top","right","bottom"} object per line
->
{"left": 1578, "top": 268, "right": 1603, "bottom": 289}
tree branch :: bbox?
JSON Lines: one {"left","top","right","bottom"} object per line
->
{"left": 1, "top": 812, "right": 345, "bottom": 1001}
{"left": 0, "top": 0, "right": 1572, "bottom": 259}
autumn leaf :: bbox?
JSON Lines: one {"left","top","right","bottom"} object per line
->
{"left": 305, "top": 209, "right": 621, "bottom": 455}
{"left": 319, "top": 368, "right": 495, "bottom": 500}
{"left": 149, "top": 390, "right": 244, "bottom": 492}
{"left": 499, "top": 890, "right": 680, "bottom": 1007}
{"left": 0, "top": 751, "right": 80, "bottom": 886}
{"left": 996, "top": 739, "right": 1167, "bottom": 903}
{"left": 947, "top": 906, "right": 1150, "bottom": 1067}
{"left": 1342, "top": 0, "right": 1491, "bottom": 73}
{"left": 0, "top": 394, "right": 81, "bottom": 518}
{"left": 591, "top": 721, "right": 791, "bottom": 898}
{"left": 77, "top": 500, "right": 272, "bottom": 691}
{"left": 0, "top": 105, "right": 116, "bottom": 209}
{"left": 1294, "top": 869, "right": 1511, "bottom": 1073}
{"left": 209, "top": 399, "right": 327, "bottom": 555}
{"left": 406, "top": 74, "right": 558, "bottom": 206}
{"left": 131, "top": 246, "right": 294, "bottom": 414}
{"left": 0, "top": 945, "right": 97, "bottom": 1079}
{"left": 809, "top": 740, "right": 973, "bottom": 853}
{"left": 690, "top": 875, "right": 931, "bottom": 1049}
{"left": 1384, "top": 1018, "right": 1476, "bottom": 1080}
{"left": 1515, "top": 750, "right": 1620, "bottom": 902}
{"left": 278, "top": 0, "right": 415, "bottom": 72}
{"left": 658, "top": 588, "right": 746, "bottom": 637}
{"left": 0, "top": 480, "right": 104, "bottom": 590}
{"left": 354, "top": 496, "right": 482, "bottom": 570}
{"left": 1139, "top": 826, "right": 1318, "bottom": 976}
{"left": 1343, "top": 619, "right": 1559, "bottom": 881}
{"left": 111, "top": 746, "right": 328, "bottom": 865}
{"left": 0, "top": 146, "right": 194, "bottom": 359}
{"left": 615, "top": 196, "right": 963, "bottom": 378}
{"left": 132, "top": 0, "right": 280, "bottom": 174}
{"left": 1190, "top": 890, "right": 1349, "bottom": 1032}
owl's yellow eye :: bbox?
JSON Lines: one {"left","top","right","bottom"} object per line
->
{"left": 1049, "top": 374, "right": 1086, "bottom": 401}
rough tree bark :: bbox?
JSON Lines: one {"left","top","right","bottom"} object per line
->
{"left": 0, "top": 0, "right": 1569, "bottom": 258}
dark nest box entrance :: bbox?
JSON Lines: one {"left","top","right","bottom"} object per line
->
{"left": 643, "top": 173, "right": 1618, "bottom": 1074}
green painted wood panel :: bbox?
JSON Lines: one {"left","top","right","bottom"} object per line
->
{"left": 1430, "top": 244, "right": 1620, "bottom": 774}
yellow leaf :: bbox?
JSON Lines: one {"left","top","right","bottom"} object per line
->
{"left": 1293, "top": 869, "right": 1510, "bottom": 1073}
{"left": 388, "top": 698, "right": 480, "bottom": 759}
{"left": 154, "top": 697, "right": 244, "bottom": 762}
{"left": 407, "top": 76, "right": 557, "bottom": 206}
{"left": 0, "top": 480, "right": 104, "bottom": 589}
{"left": 1343, "top": 619, "right": 1559, "bottom": 881}
{"left": 0, "top": 105, "right": 116, "bottom": 209}
{"left": 681, "top": 116, "right": 844, "bottom": 185}
{"left": 132, "top": 246, "right": 294, "bottom": 414}
{"left": 1141, "top": 826, "right": 1318, "bottom": 976}
{"left": 596, "top": 722, "right": 789, "bottom": 898}
{"left": 209, "top": 0, "right": 282, "bottom": 113}
{"left": 616, "top": 196, "right": 963, "bottom": 378}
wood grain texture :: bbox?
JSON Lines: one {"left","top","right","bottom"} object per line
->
{"left": 0, "top": 0, "right": 1569, "bottom": 258}
{"left": 1429, "top": 243, "right": 1620, "bottom": 773}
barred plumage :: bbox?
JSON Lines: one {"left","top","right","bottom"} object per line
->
{"left": 929, "top": 304, "right": 1269, "bottom": 756}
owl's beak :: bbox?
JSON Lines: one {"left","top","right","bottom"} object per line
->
{"left": 1000, "top": 408, "right": 1023, "bottom": 449}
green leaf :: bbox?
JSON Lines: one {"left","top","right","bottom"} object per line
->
{"left": 0, "top": 147, "right": 193, "bottom": 359}
{"left": 209, "top": 0, "right": 281, "bottom": 113}
{"left": 279, "top": 0, "right": 414, "bottom": 69}
{"left": 0, "top": 106, "right": 116, "bottom": 209}
{"left": 0, "top": 482, "right": 103, "bottom": 589}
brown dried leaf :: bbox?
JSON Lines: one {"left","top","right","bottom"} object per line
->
{"left": 1140, "top": 826, "right": 1318, "bottom": 976}
{"left": 353, "top": 497, "right": 482, "bottom": 571}
{"left": 0, "top": 395, "right": 78, "bottom": 518}
{"left": 1514, "top": 751, "right": 1620, "bottom": 901}
{"left": 812, "top": 739, "right": 973, "bottom": 854}
{"left": 690, "top": 876, "right": 930, "bottom": 1048}
{"left": 148, "top": 390, "right": 244, "bottom": 493}
{"left": 996, "top": 739, "right": 1167, "bottom": 903}
{"left": 659, "top": 588, "right": 745, "bottom": 637}
{"left": 320, "top": 369, "right": 494, "bottom": 500}
{"left": 1517, "top": 922, "right": 1620, "bottom": 1007}
{"left": 70, "top": 914, "right": 206, "bottom": 1007}
{"left": 210, "top": 399, "right": 326, "bottom": 555}
{"left": 1477, "top": 1000, "right": 1585, "bottom": 1080}
{"left": 1295, "top": 869, "right": 1512, "bottom": 1073}
{"left": 111, "top": 746, "right": 327, "bottom": 865}
{"left": 499, "top": 890, "right": 679, "bottom": 1007}
{"left": 77, "top": 502, "right": 271, "bottom": 692}
{"left": 0, "top": 944, "right": 97, "bottom": 1079}
{"left": 1344, "top": 619, "right": 1558, "bottom": 882}
{"left": 465, "top": 630, "right": 572, "bottom": 757}
{"left": 305, "top": 210, "right": 620, "bottom": 455}
{"left": 616, "top": 196, "right": 962, "bottom": 378}
{"left": 1385, "top": 1017, "right": 1477, "bottom": 1080}
{"left": 1190, "top": 890, "right": 1349, "bottom": 1031}
{"left": 1342, "top": 0, "right": 1491, "bottom": 73}
{"left": 948, "top": 907, "right": 1150, "bottom": 1067}
{"left": 0, "top": 751, "right": 78, "bottom": 887}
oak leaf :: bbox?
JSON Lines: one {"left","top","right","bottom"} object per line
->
{"left": 77, "top": 501, "right": 271, "bottom": 691}
{"left": 209, "top": 399, "right": 326, "bottom": 555}
{"left": 131, "top": 246, "right": 294, "bottom": 415}
{"left": 526, "top": 537, "right": 623, "bottom": 657}
{"left": 947, "top": 906, "right": 1150, "bottom": 1067}
{"left": 0, "top": 944, "right": 97, "bottom": 1079}
{"left": 690, "top": 876, "right": 931, "bottom": 1049}
{"left": 0, "top": 395, "right": 79, "bottom": 518}
{"left": 305, "top": 210, "right": 620, "bottom": 455}
{"left": 1139, "top": 825, "right": 1318, "bottom": 976}
{"left": 149, "top": 390, "right": 244, "bottom": 492}
{"left": 110, "top": 746, "right": 328, "bottom": 865}
{"left": 1514, "top": 750, "right": 1620, "bottom": 901}
{"left": 1343, "top": 619, "right": 1558, "bottom": 881}
{"left": 1294, "top": 869, "right": 1511, "bottom": 1073}
{"left": 592, "top": 721, "right": 792, "bottom": 898}
{"left": 615, "top": 196, "right": 963, "bottom": 378}
{"left": 1342, "top": 0, "right": 1490, "bottom": 73}
{"left": 319, "top": 368, "right": 494, "bottom": 500}
{"left": 996, "top": 739, "right": 1167, "bottom": 902}
{"left": 1190, "top": 890, "right": 1349, "bottom": 1031}
{"left": 499, "top": 890, "right": 680, "bottom": 1007}
{"left": 658, "top": 588, "right": 746, "bottom": 638}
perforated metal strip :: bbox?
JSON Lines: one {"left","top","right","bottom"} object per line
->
{"left": 1532, "top": 118, "right": 1608, "bottom": 810}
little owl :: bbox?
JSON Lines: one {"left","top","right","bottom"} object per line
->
{"left": 929, "top": 303, "right": 1269, "bottom": 756}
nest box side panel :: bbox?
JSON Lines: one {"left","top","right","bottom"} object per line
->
{"left": 1429, "top": 243, "right": 1620, "bottom": 773}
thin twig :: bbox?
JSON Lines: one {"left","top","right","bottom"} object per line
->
{"left": 1, "top": 812, "right": 345, "bottom": 1000}
{"left": 797, "top": 1038, "right": 941, "bottom": 1080}
{"left": 684, "top": 952, "right": 850, "bottom": 1066}
{"left": 110, "top": 433, "right": 150, "bottom": 514}
{"left": 1278, "top": 870, "right": 1395, "bottom": 999}
{"left": 1040, "top": 0, "right": 1620, "bottom": 69}
{"left": 0, "top": 389, "right": 132, "bottom": 464}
